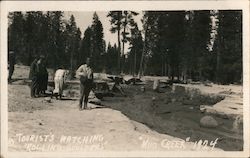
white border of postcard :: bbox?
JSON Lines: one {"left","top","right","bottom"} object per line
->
{"left": 1, "top": 0, "right": 250, "bottom": 157}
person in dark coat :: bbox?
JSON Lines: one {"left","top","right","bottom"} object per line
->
{"left": 29, "top": 57, "right": 39, "bottom": 98}
{"left": 8, "top": 51, "right": 16, "bottom": 83}
{"left": 37, "top": 56, "right": 48, "bottom": 95}
{"left": 38, "top": 57, "right": 48, "bottom": 95}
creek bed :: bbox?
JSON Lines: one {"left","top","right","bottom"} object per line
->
{"left": 101, "top": 82, "right": 243, "bottom": 151}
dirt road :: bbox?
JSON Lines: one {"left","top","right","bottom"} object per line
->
{"left": 8, "top": 83, "right": 205, "bottom": 152}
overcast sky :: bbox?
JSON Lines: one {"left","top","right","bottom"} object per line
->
{"left": 64, "top": 11, "right": 143, "bottom": 52}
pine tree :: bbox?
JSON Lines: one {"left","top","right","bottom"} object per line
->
{"left": 8, "top": 12, "right": 25, "bottom": 64}
{"left": 120, "top": 11, "right": 139, "bottom": 73}
{"left": 214, "top": 10, "right": 242, "bottom": 84}
{"left": 65, "top": 15, "right": 81, "bottom": 78}
{"left": 91, "top": 12, "right": 105, "bottom": 72}
{"left": 107, "top": 11, "right": 122, "bottom": 73}
{"left": 128, "top": 23, "right": 143, "bottom": 75}
{"left": 105, "top": 42, "right": 119, "bottom": 74}
{"left": 79, "top": 27, "right": 92, "bottom": 65}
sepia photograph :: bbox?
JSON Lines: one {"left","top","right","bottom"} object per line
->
{"left": 1, "top": 1, "right": 249, "bottom": 157}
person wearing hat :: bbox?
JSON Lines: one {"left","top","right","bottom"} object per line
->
{"left": 29, "top": 56, "right": 39, "bottom": 97}
{"left": 76, "top": 58, "right": 94, "bottom": 110}
{"left": 8, "top": 51, "right": 15, "bottom": 83}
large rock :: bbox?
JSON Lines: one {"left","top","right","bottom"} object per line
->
{"left": 199, "top": 116, "right": 218, "bottom": 128}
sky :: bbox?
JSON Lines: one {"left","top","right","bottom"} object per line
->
{"left": 64, "top": 11, "right": 143, "bottom": 52}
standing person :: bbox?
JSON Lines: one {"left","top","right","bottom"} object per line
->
{"left": 39, "top": 57, "right": 48, "bottom": 95}
{"left": 76, "top": 58, "right": 94, "bottom": 110}
{"left": 29, "top": 57, "right": 39, "bottom": 98}
{"left": 53, "top": 67, "right": 69, "bottom": 99}
{"left": 8, "top": 51, "right": 16, "bottom": 83}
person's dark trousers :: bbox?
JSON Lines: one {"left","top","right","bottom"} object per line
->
{"left": 79, "top": 78, "right": 92, "bottom": 109}
{"left": 31, "top": 76, "right": 39, "bottom": 97}
{"left": 40, "top": 73, "right": 48, "bottom": 94}
{"left": 8, "top": 65, "right": 14, "bottom": 83}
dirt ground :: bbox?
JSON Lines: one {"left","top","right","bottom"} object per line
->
{"left": 7, "top": 65, "right": 243, "bottom": 152}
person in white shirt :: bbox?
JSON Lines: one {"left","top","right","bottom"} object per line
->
{"left": 53, "top": 68, "right": 69, "bottom": 99}
{"left": 76, "top": 58, "right": 94, "bottom": 110}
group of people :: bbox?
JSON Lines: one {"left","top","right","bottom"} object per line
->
{"left": 29, "top": 56, "right": 48, "bottom": 98}
{"left": 29, "top": 56, "right": 94, "bottom": 110}
{"left": 8, "top": 49, "right": 94, "bottom": 110}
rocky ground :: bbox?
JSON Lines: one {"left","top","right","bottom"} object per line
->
{"left": 7, "top": 65, "right": 243, "bottom": 153}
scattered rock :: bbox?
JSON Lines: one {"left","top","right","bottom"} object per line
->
{"left": 89, "top": 98, "right": 101, "bottom": 105}
{"left": 171, "top": 98, "right": 176, "bottom": 102}
{"left": 110, "top": 129, "right": 115, "bottom": 132}
{"left": 200, "top": 116, "right": 218, "bottom": 128}
{"left": 89, "top": 91, "right": 96, "bottom": 99}
{"left": 219, "top": 90, "right": 236, "bottom": 95}
{"left": 189, "top": 107, "right": 194, "bottom": 110}
{"left": 199, "top": 105, "right": 206, "bottom": 113}
{"left": 164, "top": 98, "right": 171, "bottom": 104}
{"left": 44, "top": 97, "right": 51, "bottom": 103}
{"left": 39, "top": 122, "right": 43, "bottom": 126}
{"left": 140, "top": 86, "right": 145, "bottom": 92}
{"left": 204, "top": 83, "right": 212, "bottom": 87}
{"left": 62, "top": 90, "right": 70, "bottom": 97}
{"left": 183, "top": 99, "right": 193, "bottom": 105}
{"left": 205, "top": 108, "right": 217, "bottom": 114}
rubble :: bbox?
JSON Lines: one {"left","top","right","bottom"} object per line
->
{"left": 44, "top": 97, "right": 51, "bottom": 103}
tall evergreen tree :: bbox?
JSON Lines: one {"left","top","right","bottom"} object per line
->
{"left": 79, "top": 27, "right": 92, "bottom": 66}
{"left": 105, "top": 43, "right": 119, "bottom": 74}
{"left": 120, "top": 11, "right": 139, "bottom": 73}
{"left": 65, "top": 15, "right": 81, "bottom": 78}
{"left": 127, "top": 23, "right": 143, "bottom": 75}
{"left": 8, "top": 12, "right": 25, "bottom": 64}
{"left": 91, "top": 12, "right": 105, "bottom": 72}
{"left": 107, "top": 11, "right": 122, "bottom": 72}
{"left": 213, "top": 10, "right": 242, "bottom": 84}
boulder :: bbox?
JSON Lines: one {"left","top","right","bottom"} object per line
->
{"left": 200, "top": 116, "right": 218, "bottom": 128}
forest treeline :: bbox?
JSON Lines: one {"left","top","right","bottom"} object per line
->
{"left": 8, "top": 10, "right": 242, "bottom": 84}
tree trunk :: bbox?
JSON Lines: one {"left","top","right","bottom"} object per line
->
{"left": 117, "top": 23, "right": 121, "bottom": 74}
{"left": 121, "top": 13, "right": 128, "bottom": 74}
{"left": 138, "top": 25, "right": 148, "bottom": 78}
{"left": 134, "top": 51, "right": 137, "bottom": 76}
{"left": 182, "top": 66, "right": 187, "bottom": 83}
{"left": 138, "top": 41, "right": 146, "bottom": 78}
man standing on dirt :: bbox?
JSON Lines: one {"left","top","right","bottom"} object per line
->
{"left": 8, "top": 50, "right": 16, "bottom": 83}
{"left": 76, "top": 58, "right": 94, "bottom": 110}
{"left": 29, "top": 56, "right": 39, "bottom": 98}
